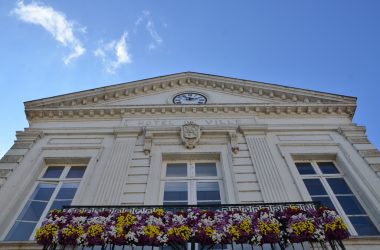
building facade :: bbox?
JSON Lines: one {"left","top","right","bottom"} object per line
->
{"left": 0, "top": 72, "right": 379, "bottom": 249}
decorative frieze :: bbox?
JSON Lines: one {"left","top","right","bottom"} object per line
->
{"left": 25, "top": 104, "right": 356, "bottom": 121}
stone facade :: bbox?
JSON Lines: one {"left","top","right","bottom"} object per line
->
{"left": 0, "top": 72, "right": 379, "bottom": 249}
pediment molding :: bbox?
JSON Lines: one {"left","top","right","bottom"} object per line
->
{"left": 26, "top": 103, "right": 356, "bottom": 121}
{"left": 24, "top": 72, "right": 356, "bottom": 110}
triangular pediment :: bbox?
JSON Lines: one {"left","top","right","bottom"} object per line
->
{"left": 93, "top": 86, "right": 285, "bottom": 107}
{"left": 25, "top": 72, "right": 356, "bottom": 109}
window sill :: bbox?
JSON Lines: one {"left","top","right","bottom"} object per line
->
{"left": 1, "top": 238, "right": 380, "bottom": 250}
{"left": 343, "top": 236, "right": 380, "bottom": 248}
{"left": 0, "top": 241, "right": 41, "bottom": 250}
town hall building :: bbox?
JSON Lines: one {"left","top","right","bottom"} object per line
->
{"left": 0, "top": 72, "right": 379, "bottom": 249}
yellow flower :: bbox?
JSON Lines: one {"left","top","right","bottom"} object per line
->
{"left": 240, "top": 219, "right": 251, "bottom": 233}
{"left": 167, "top": 225, "right": 191, "bottom": 241}
{"left": 258, "top": 221, "right": 280, "bottom": 235}
{"left": 116, "top": 213, "right": 136, "bottom": 236}
{"left": 87, "top": 224, "right": 104, "bottom": 237}
{"left": 35, "top": 224, "right": 59, "bottom": 240}
{"left": 144, "top": 225, "right": 161, "bottom": 238}
{"left": 153, "top": 208, "right": 165, "bottom": 217}
{"left": 290, "top": 205, "right": 300, "bottom": 212}
{"left": 62, "top": 224, "right": 84, "bottom": 238}
{"left": 205, "top": 226, "right": 214, "bottom": 238}
{"left": 229, "top": 225, "right": 241, "bottom": 240}
{"left": 290, "top": 220, "right": 315, "bottom": 236}
{"left": 324, "top": 218, "right": 348, "bottom": 231}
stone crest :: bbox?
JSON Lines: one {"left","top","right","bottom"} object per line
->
{"left": 181, "top": 121, "right": 201, "bottom": 149}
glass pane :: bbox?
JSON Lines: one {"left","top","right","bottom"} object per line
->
{"left": 303, "top": 179, "right": 327, "bottom": 195}
{"left": 66, "top": 166, "right": 86, "bottom": 178}
{"left": 32, "top": 183, "right": 56, "bottom": 201}
{"left": 350, "top": 216, "right": 379, "bottom": 235}
{"left": 163, "top": 182, "right": 187, "bottom": 201}
{"left": 317, "top": 162, "right": 340, "bottom": 174}
{"left": 163, "top": 201, "right": 188, "bottom": 206}
{"left": 197, "top": 201, "right": 222, "bottom": 205}
{"left": 337, "top": 196, "right": 366, "bottom": 215}
{"left": 56, "top": 183, "right": 79, "bottom": 199}
{"left": 18, "top": 201, "right": 48, "bottom": 221}
{"left": 327, "top": 178, "right": 353, "bottom": 194}
{"left": 42, "top": 166, "right": 64, "bottom": 178}
{"left": 196, "top": 182, "right": 221, "bottom": 201}
{"left": 295, "top": 163, "right": 316, "bottom": 175}
{"left": 50, "top": 200, "right": 72, "bottom": 211}
{"left": 195, "top": 163, "right": 217, "bottom": 176}
{"left": 312, "top": 196, "right": 335, "bottom": 210}
{"left": 166, "top": 163, "right": 187, "bottom": 177}
{"left": 5, "top": 221, "right": 36, "bottom": 241}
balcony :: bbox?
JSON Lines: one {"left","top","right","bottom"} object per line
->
{"left": 34, "top": 202, "right": 348, "bottom": 250}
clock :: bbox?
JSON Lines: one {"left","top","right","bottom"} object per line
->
{"left": 173, "top": 92, "right": 207, "bottom": 105}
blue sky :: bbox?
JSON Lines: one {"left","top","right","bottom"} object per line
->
{"left": 1, "top": 0, "right": 380, "bottom": 157}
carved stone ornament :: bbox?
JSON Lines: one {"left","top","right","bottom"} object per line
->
{"left": 143, "top": 130, "right": 153, "bottom": 155}
{"left": 181, "top": 121, "right": 201, "bottom": 149}
{"left": 229, "top": 131, "right": 239, "bottom": 154}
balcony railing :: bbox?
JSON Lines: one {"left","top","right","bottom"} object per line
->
{"left": 35, "top": 202, "right": 348, "bottom": 250}
{"left": 65, "top": 201, "right": 318, "bottom": 213}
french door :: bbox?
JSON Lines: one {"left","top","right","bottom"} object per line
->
{"left": 161, "top": 161, "right": 224, "bottom": 206}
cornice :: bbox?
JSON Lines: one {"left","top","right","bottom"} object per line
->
{"left": 113, "top": 127, "right": 141, "bottom": 138}
{"left": 24, "top": 73, "right": 356, "bottom": 110}
{"left": 239, "top": 125, "right": 268, "bottom": 135}
{"left": 25, "top": 103, "right": 356, "bottom": 122}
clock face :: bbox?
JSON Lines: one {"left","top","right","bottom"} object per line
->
{"left": 173, "top": 93, "right": 207, "bottom": 105}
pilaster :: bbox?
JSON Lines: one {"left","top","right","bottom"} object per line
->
{"left": 93, "top": 129, "right": 139, "bottom": 205}
{"left": 241, "top": 126, "right": 289, "bottom": 202}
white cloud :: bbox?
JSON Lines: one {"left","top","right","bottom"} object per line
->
{"left": 135, "top": 10, "right": 150, "bottom": 27}
{"left": 12, "top": 1, "right": 85, "bottom": 64}
{"left": 94, "top": 48, "right": 106, "bottom": 59}
{"left": 146, "top": 20, "right": 163, "bottom": 48}
{"left": 135, "top": 10, "right": 163, "bottom": 50}
{"left": 94, "top": 32, "right": 132, "bottom": 73}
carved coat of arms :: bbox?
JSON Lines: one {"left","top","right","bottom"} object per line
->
{"left": 181, "top": 121, "right": 201, "bottom": 149}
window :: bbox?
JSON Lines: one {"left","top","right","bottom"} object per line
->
{"left": 4, "top": 165, "right": 86, "bottom": 241}
{"left": 295, "top": 161, "right": 379, "bottom": 236}
{"left": 162, "top": 161, "right": 224, "bottom": 250}
{"left": 162, "top": 161, "right": 223, "bottom": 205}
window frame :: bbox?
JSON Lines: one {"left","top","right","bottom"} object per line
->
{"left": 295, "top": 160, "right": 379, "bottom": 236}
{"left": 3, "top": 163, "right": 86, "bottom": 241}
{"left": 160, "top": 160, "right": 224, "bottom": 205}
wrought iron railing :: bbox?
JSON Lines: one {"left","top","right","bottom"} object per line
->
{"left": 36, "top": 202, "right": 347, "bottom": 250}
{"left": 64, "top": 201, "right": 319, "bottom": 214}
